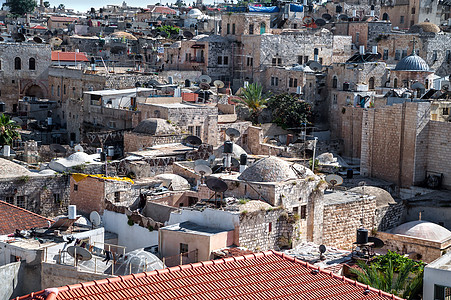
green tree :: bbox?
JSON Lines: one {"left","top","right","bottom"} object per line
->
{"left": 0, "top": 114, "right": 21, "bottom": 146}
{"left": 43, "top": 1, "right": 50, "bottom": 7}
{"left": 234, "top": 83, "right": 267, "bottom": 124}
{"left": 266, "top": 93, "right": 312, "bottom": 129}
{"left": 351, "top": 253, "right": 424, "bottom": 299}
{"left": 156, "top": 25, "right": 180, "bottom": 38}
{"left": 4, "top": 0, "right": 37, "bottom": 16}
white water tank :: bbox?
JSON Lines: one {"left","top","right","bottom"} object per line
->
{"left": 3, "top": 145, "right": 10, "bottom": 157}
{"left": 107, "top": 146, "right": 114, "bottom": 157}
{"left": 68, "top": 205, "right": 77, "bottom": 219}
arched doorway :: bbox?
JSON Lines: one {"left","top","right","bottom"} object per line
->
{"left": 382, "top": 13, "right": 389, "bottom": 21}
{"left": 25, "top": 85, "right": 44, "bottom": 98}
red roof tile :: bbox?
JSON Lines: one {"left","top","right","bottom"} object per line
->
{"left": 151, "top": 6, "right": 177, "bottom": 14}
{"left": 51, "top": 51, "right": 89, "bottom": 62}
{"left": 31, "top": 25, "right": 47, "bottom": 29}
{"left": 49, "top": 16, "right": 79, "bottom": 22}
{"left": 0, "top": 200, "right": 53, "bottom": 235}
{"left": 15, "top": 251, "right": 404, "bottom": 300}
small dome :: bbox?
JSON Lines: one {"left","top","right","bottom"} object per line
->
{"left": 187, "top": 8, "right": 203, "bottom": 17}
{"left": 155, "top": 174, "right": 190, "bottom": 191}
{"left": 238, "top": 156, "right": 314, "bottom": 182}
{"left": 214, "top": 143, "right": 247, "bottom": 160}
{"left": 0, "top": 158, "right": 33, "bottom": 178}
{"left": 348, "top": 186, "right": 395, "bottom": 207}
{"left": 110, "top": 31, "right": 137, "bottom": 41}
{"left": 394, "top": 53, "right": 430, "bottom": 72}
{"left": 408, "top": 22, "right": 440, "bottom": 34}
{"left": 391, "top": 220, "right": 451, "bottom": 242}
{"left": 133, "top": 118, "right": 180, "bottom": 135}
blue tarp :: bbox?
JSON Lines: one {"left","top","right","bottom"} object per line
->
{"left": 226, "top": 6, "right": 247, "bottom": 12}
{"left": 248, "top": 5, "right": 280, "bottom": 13}
{"left": 290, "top": 4, "right": 304, "bottom": 12}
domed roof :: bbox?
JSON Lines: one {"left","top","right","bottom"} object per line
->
{"left": 187, "top": 8, "right": 203, "bottom": 17}
{"left": 408, "top": 22, "right": 440, "bottom": 34}
{"left": 0, "top": 158, "right": 33, "bottom": 178}
{"left": 348, "top": 186, "right": 396, "bottom": 207}
{"left": 110, "top": 31, "right": 137, "bottom": 41}
{"left": 133, "top": 118, "right": 180, "bottom": 136}
{"left": 238, "top": 156, "right": 314, "bottom": 182}
{"left": 214, "top": 143, "right": 247, "bottom": 160}
{"left": 391, "top": 220, "right": 451, "bottom": 242}
{"left": 394, "top": 53, "right": 431, "bottom": 72}
{"left": 155, "top": 174, "right": 190, "bottom": 191}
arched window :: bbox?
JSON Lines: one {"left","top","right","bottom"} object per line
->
{"left": 14, "top": 57, "right": 21, "bottom": 70}
{"left": 29, "top": 58, "right": 36, "bottom": 70}
{"left": 57, "top": 85, "right": 60, "bottom": 97}
{"left": 382, "top": 13, "right": 389, "bottom": 21}
{"left": 332, "top": 76, "right": 338, "bottom": 88}
{"left": 260, "top": 22, "right": 266, "bottom": 34}
{"left": 394, "top": 78, "right": 398, "bottom": 88}
{"left": 369, "top": 77, "right": 375, "bottom": 90}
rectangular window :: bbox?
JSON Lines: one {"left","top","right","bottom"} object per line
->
{"left": 5, "top": 196, "right": 14, "bottom": 204}
{"left": 333, "top": 94, "right": 338, "bottom": 104}
{"left": 53, "top": 193, "right": 61, "bottom": 203}
{"left": 180, "top": 243, "right": 188, "bottom": 254}
{"left": 114, "top": 191, "right": 121, "bottom": 202}
{"left": 297, "top": 56, "right": 303, "bottom": 64}
{"left": 433, "top": 50, "right": 438, "bottom": 61}
{"left": 447, "top": 50, "right": 451, "bottom": 61}
{"left": 355, "top": 32, "right": 360, "bottom": 45}
{"left": 268, "top": 222, "right": 272, "bottom": 233}
{"left": 289, "top": 78, "right": 293, "bottom": 88}
{"left": 304, "top": 56, "right": 309, "bottom": 63}
{"left": 402, "top": 50, "right": 407, "bottom": 58}
{"left": 434, "top": 284, "right": 451, "bottom": 300}
{"left": 185, "top": 53, "right": 189, "bottom": 62}
{"left": 188, "top": 126, "right": 194, "bottom": 134}
{"left": 232, "top": 23, "right": 236, "bottom": 35}
{"left": 395, "top": 50, "right": 401, "bottom": 61}
{"left": 249, "top": 24, "right": 254, "bottom": 34}
{"left": 300, "top": 205, "right": 307, "bottom": 219}
{"left": 400, "top": 16, "right": 404, "bottom": 24}
{"left": 319, "top": 57, "right": 323, "bottom": 64}
{"left": 223, "top": 56, "right": 228, "bottom": 65}
{"left": 443, "top": 108, "right": 449, "bottom": 115}
{"left": 74, "top": 184, "right": 78, "bottom": 191}
{"left": 277, "top": 58, "right": 282, "bottom": 65}
{"left": 226, "top": 23, "right": 230, "bottom": 34}
{"left": 195, "top": 126, "right": 201, "bottom": 137}
{"left": 271, "top": 77, "right": 278, "bottom": 86}
{"left": 246, "top": 57, "right": 253, "bottom": 67}
{"left": 294, "top": 78, "right": 298, "bottom": 87}
{"left": 383, "top": 49, "right": 389, "bottom": 60}
{"left": 16, "top": 196, "right": 26, "bottom": 209}
{"left": 272, "top": 58, "right": 277, "bottom": 66}
{"left": 217, "top": 56, "right": 222, "bottom": 65}
{"left": 293, "top": 206, "right": 299, "bottom": 215}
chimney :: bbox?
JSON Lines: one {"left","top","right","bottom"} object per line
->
{"left": 359, "top": 45, "right": 365, "bottom": 55}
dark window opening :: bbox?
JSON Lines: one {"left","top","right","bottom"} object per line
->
{"left": 14, "top": 57, "right": 21, "bottom": 70}
{"left": 180, "top": 243, "right": 188, "bottom": 254}
{"left": 300, "top": 205, "right": 307, "bottom": 219}
{"left": 29, "top": 58, "right": 36, "bottom": 70}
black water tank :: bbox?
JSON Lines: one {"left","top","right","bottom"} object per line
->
{"left": 240, "top": 153, "right": 247, "bottom": 165}
{"left": 347, "top": 168, "right": 353, "bottom": 179}
{"left": 185, "top": 79, "right": 190, "bottom": 87}
{"left": 223, "top": 141, "right": 233, "bottom": 154}
{"left": 356, "top": 228, "right": 368, "bottom": 244}
{"left": 100, "top": 152, "right": 107, "bottom": 162}
{"left": 336, "top": 5, "right": 342, "bottom": 13}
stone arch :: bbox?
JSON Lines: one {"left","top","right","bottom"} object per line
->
{"left": 382, "top": 13, "right": 389, "bottom": 21}
{"left": 25, "top": 85, "right": 44, "bottom": 98}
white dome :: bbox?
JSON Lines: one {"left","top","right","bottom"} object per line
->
{"left": 187, "top": 8, "right": 203, "bottom": 17}
{"left": 391, "top": 220, "right": 451, "bottom": 242}
{"left": 155, "top": 174, "right": 190, "bottom": 191}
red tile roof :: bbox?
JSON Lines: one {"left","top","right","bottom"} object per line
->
{"left": 151, "top": 6, "right": 177, "bottom": 14}
{"left": 0, "top": 200, "right": 53, "bottom": 235}
{"left": 51, "top": 51, "right": 89, "bottom": 62}
{"left": 15, "top": 251, "right": 404, "bottom": 300}
{"left": 49, "top": 16, "right": 79, "bottom": 22}
{"left": 31, "top": 25, "right": 47, "bottom": 29}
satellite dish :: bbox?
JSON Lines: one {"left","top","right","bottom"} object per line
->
{"left": 159, "top": 31, "right": 168, "bottom": 38}
{"left": 411, "top": 82, "right": 425, "bottom": 90}
{"left": 12, "top": 33, "right": 25, "bottom": 42}
{"left": 322, "top": 13, "right": 332, "bottom": 21}
{"left": 319, "top": 244, "right": 326, "bottom": 254}
{"left": 49, "top": 144, "right": 67, "bottom": 154}
{"left": 67, "top": 246, "right": 92, "bottom": 262}
{"left": 368, "top": 236, "right": 384, "bottom": 248}
{"left": 213, "top": 80, "right": 225, "bottom": 89}
{"left": 184, "top": 135, "right": 202, "bottom": 147}
{"left": 33, "top": 36, "right": 43, "bottom": 43}
{"left": 195, "top": 159, "right": 209, "bottom": 166}
{"left": 74, "top": 144, "right": 84, "bottom": 152}
{"left": 339, "top": 14, "right": 349, "bottom": 21}
{"left": 199, "top": 75, "right": 212, "bottom": 84}
{"left": 315, "top": 18, "right": 327, "bottom": 27}
{"left": 206, "top": 177, "right": 228, "bottom": 193}
{"left": 325, "top": 174, "right": 344, "bottom": 186}
{"left": 308, "top": 61, "right": 323, "bottom": 72}
{"left": 194, "top": 164, "right": 212, "bottom": 176}
{"left": 183, "top": 30, "right": 194, "bottom": 39}
{"left": 199, "top": 82, "right": 210, "bottom": 90}
{"left": 231, "top": 157, "right": 240, "bottom": 168}
{"left": 225, "top": 128, "right": 241, "bottom": 141}
{"left": 89, "top": 211, "right": 101, "bottom": 227}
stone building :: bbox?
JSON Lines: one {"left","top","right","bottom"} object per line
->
{"left": 0, "top": 158, "right": 70, "bottom": 217}
{"left": 0, "top": 42, "right": 51, "bottom": 112}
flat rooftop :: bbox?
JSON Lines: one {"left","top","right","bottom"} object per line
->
{"left": 161, "top": 221, "right": 231, "bottom": 236}
{"left": 323, "top": 190, "right": 375, "bottom": 205}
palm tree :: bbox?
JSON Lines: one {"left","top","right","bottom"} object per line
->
{"left": 234, "top": 83, "right": 267, "bottom": 124}
{"left": 0, "top": 114, "right": 21, "bottom": 146}
{"left": 351, "top": 258, "right": 423, "bottom": 300}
